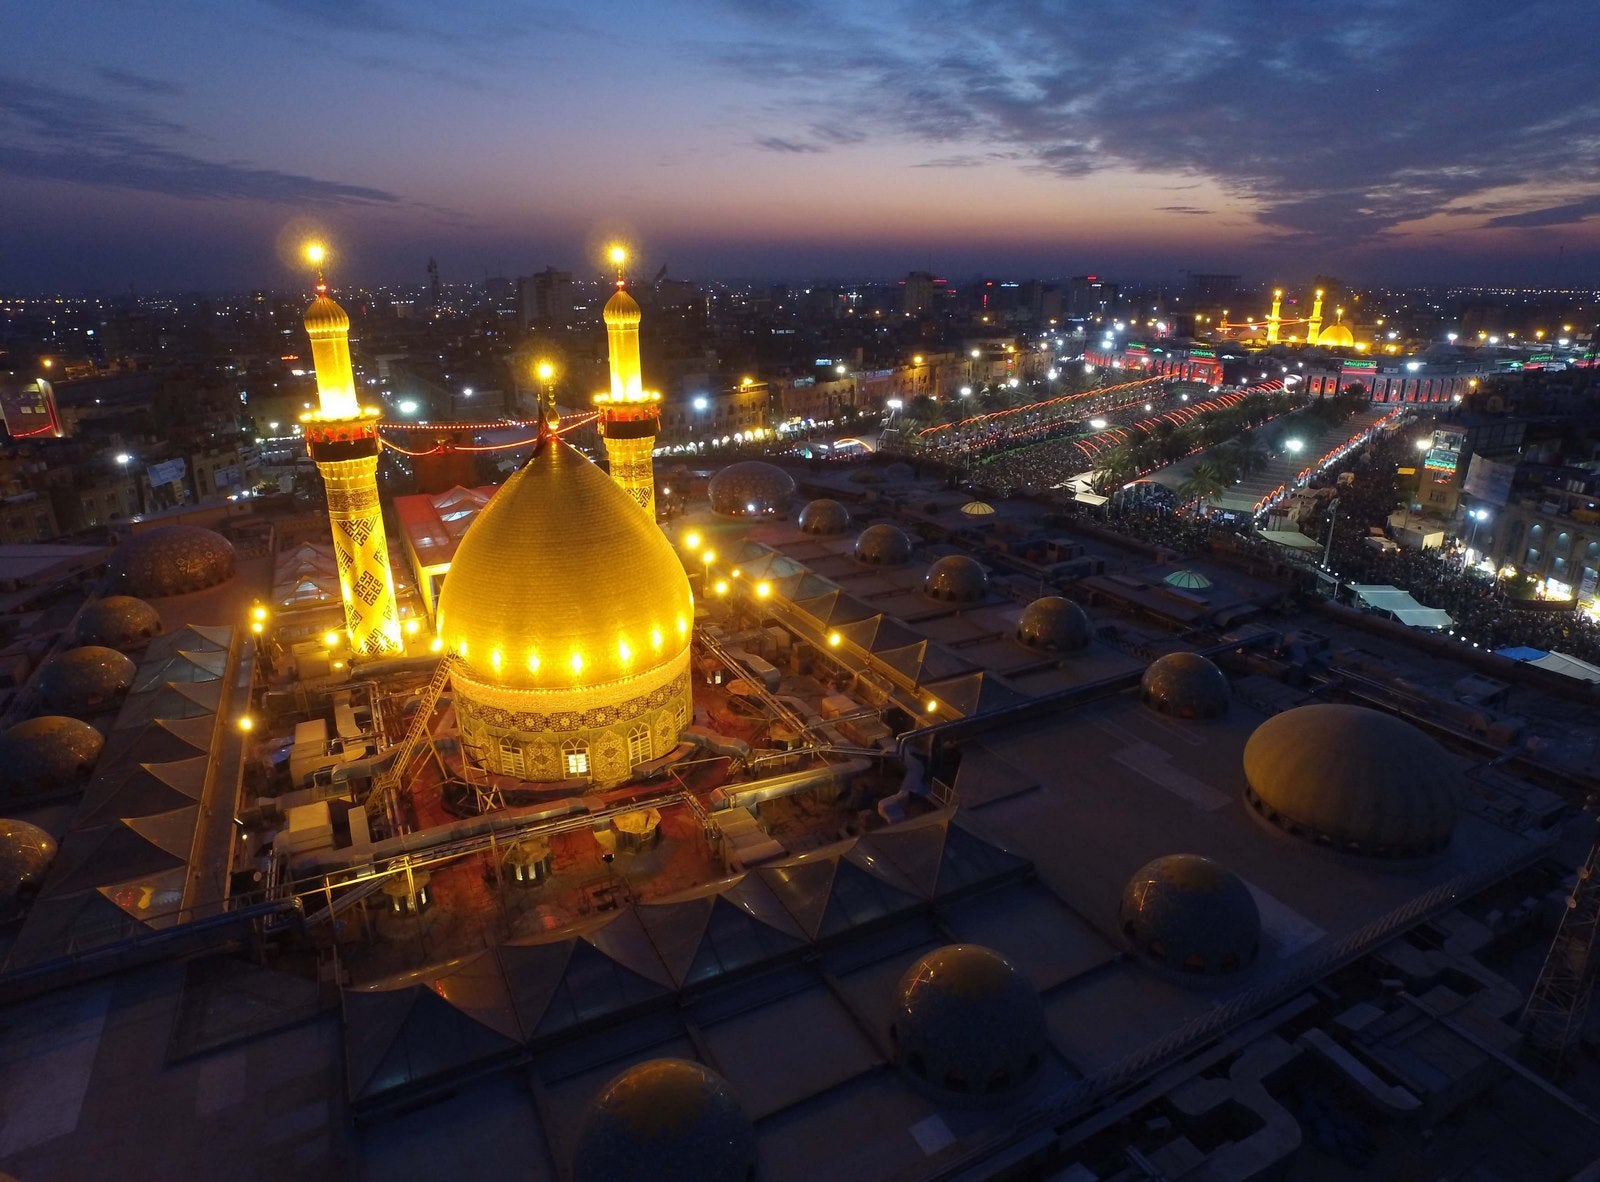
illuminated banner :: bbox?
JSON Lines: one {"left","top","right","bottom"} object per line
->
{"left": 1462, "top": 454, "right": 1514, "bottom": 506}
{"left": 1, "top": 379, "right": 62, "bottom": 439}
{"left": 1423, "top": 448, "right": 1459, "bottom": 474}
{"left": 147, "top": 458, "right": 187, "bottom": 486}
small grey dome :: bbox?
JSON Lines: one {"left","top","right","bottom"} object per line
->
{"left": 1140, "top": 652, "right": 1229, "bottom": 720}
{"left": 573, "top": 1058, "right": 756, "bottom": 1182}
{"left": 73, "top": 596, "right": 162, "bottom": 650}
{"left": 707, "top": 461, "right": 795, "bottom": 517}
{"left": 0, "top": 818, "right": 57, "bottom": 906}
{"left": 798, "top": 498, "right": 850, "bottom": 535}
{"left": 893, "top": 944, "right": 1046, "bottom": 1104}
{"left": 883, "top": 461, "right": 915, "bottom": 482}
{"left": 109, "top": 525, "right": 236, "bottom": 597}
{"left": 1120, "top": 854, "right": 1261, "bottom": 978}
{"left": 1017, "top": 596, "right": 1091, "bottom": 651}
{"left": 0, "top": 716, "right": 104, "bottom": 795}
{"left": 854, "top": 523, "right": 912, "bottom": 566}
{"left": 37, "top": 646, "right": 137, "bottom": 714}
{"left": 0, "top": 818, "right": 57, "bottom": 908}
{"left": 923, "top": 554, "right": 988, "bottom": 603}
{"left": 1244, "top": 703, "right": 1461, "bottom": 857}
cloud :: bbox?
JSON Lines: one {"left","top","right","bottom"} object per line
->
{"left": 913, "top": 155, "right": 988, "bottom": 168}
{"left": 258, "top": 0, "right": 416, "bottom": 36}
{"left": 1485, "top": 195, "right": 1600, "bottom": 229}
{"left": 94, "top": 67, "right": 184, "bottom": 98}
{"left": 708, "top": 0, "right": 1600, "bottom": 246}
{"left": 0, "top": 74, "right": 397, "bottom": 205}
{"left": 755, "top": 136, "right": 829, "bottom": 153}
{"left": 1157, "top": 206, "right": 1208, "bottom": 216}
{"left": 810, "top": 122, "right": 866, "bottom": 145}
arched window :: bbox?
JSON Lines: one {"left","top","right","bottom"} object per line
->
{"left": 498, "top": 738, "right": 525, "bottom": 778}
{"left": 627, "top": 726, "right": 652, "bottom": 766}
{"left": 561, "top": 740, "right": 589, "bottom": 777}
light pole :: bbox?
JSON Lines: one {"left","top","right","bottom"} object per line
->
{"left": 1323, "top": 497, "right": 1341, "bottom": 571}
{"left": 692, "top": 395, "right": 708, "bottom": 451}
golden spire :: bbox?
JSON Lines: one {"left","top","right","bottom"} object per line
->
{"left": 1306, "top": 288, "right": 1325, "bottom": 348}
{"left": 601, "top": 244, "right": 645, "bottom": 403}
{"left": 302, "top": 242, "right": 360, "bottom": 421}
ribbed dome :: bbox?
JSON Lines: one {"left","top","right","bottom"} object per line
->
{"left": 854, "top": 523, "right": 912, "bottom": 566}
{"left": 38, "top": 646, "right": 137, "bottom": 714}
{"left": 893, "top": 944, "right": 1046, "bottom": 1104}
{"left": 0, "top": 715, "right": 104, "bottom": 795}
{"left": 303, "top": 292, "right": 350, "bottom": 337}
{"left": 1140, "top": 652, "right": 1229, "bottom": 720}
{"left": 1244, "top": 704, "right": 1461, "bottom": 857}
{"left": 0, "top": 818, "right": 57, "bottom": 906}
{"left": 923, "top": 554, "right": 988, "bottom": 603}
{"left": 109, "top": 525, "right": 236, "bottom": 598}
{"left": 572, "top": 1058, "right": 755, "bottom": 1182}
{"left": 73, "top": 596, "right": 161, "bottom": 650}
{"left": 436, "top": 439, "right": 693, "bottom": 692}
{"left": 1017, "top": 596, "right": 1091, "bottom": 652}
{"left": 1120, "top": 854, "right": 1261, "bottom": 978}
{"left": 707, "top": 461, "right": 795, "bottom": 517}
{"left": 1317, "top": 322, "right": 1355, "bottom": 348}
{"left": 603, "top": 286, "right": 642, "bottom": 326}
{"left": 798, "top": 498, "right": 850, "bottom": 535}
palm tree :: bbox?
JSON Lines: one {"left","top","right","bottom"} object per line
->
{"left": 1180, "top": 460, "right": 1229, "bottom": 512}
{"left": 1092, "top": 446, "right": 1139, "bottom": 495}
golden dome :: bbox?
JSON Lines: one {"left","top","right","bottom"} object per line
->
{"left": 1317, "top": 322, "right": 1355, "bottom": 348}
{"left": 436, "top": 438, "right": 693, "bottom": 691}
{"left": 304, "top": 293, "right": 350, "bottom": 338}
{"left": 603, "top": 286, "right": 641, "bottom": 326}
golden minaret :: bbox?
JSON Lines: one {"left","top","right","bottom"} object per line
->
{"left": 1266, "top": 288, "right": 1282, "bottom": 344}
{"left": 1306, "top": 288, "right": 1325, "bottom": 347}
{"left": 301, "top": 245, "right": 403, "bottom": 657}
{"left": 594, "top": 246, "right": 661, "bottom": 518}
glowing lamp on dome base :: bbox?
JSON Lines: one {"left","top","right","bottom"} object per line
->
{"left": 594, "top": 246, "right": 661, "bottom": 519}
{"left": 301, "top": 244, "right": 403, "bottom": 657}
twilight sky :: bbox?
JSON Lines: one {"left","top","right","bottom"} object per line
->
{"left": 3, "top": 0, "right": 1598, "bottom": 291}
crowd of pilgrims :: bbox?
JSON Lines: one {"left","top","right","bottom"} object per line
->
{"left": 1052, "top": 427, "right": 1600, "bottom": 665}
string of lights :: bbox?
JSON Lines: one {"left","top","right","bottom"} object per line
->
{"left": 915, "top": 375, "right": 1164, "bottom": 438}
{"left": 374, "top": 412, "right": 600, "bottom": 457}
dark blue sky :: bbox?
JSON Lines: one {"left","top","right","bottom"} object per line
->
{"left": 3, "top": 0, "right": 1597, "bottom": 291}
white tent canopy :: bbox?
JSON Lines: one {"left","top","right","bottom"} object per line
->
{"left": 1347, "top": 584, "right": 1454, "bottom": 630}
{"left": 1527, "top": 651, "right": 1600, "bottom": 684}
{"left": 1258, "top": 529, "right": 1320, "bottom": 553}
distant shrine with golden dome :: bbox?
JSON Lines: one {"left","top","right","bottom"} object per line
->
{"left": 435, "top": 248, "right": 689, "bottom": 787}
{"left": 1251, "top": 287, "right": 1362, "bottom": 350}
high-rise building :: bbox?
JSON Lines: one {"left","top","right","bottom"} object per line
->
{"left": 594, "top": 251, "right": 660, "bottom": 518}
{"left": 302, "top": 251, "right": 403, "bottom": 656}
{"left": 520, "top": 266, "right": 574, "bottom": 329}
{"left": 902, "top": 270, "right": 935, "bottom": 315}
{"left": 1068, "top": 274, "right": 1118, "bottom": 317}
{"left": 1189, "top": 273, "right": 1240, "bottom": 305}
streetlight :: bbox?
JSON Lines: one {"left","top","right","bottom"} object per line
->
{"left": 1285, "top": 438, "right": 1304, "bottom": 454}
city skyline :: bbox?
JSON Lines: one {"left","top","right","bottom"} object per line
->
{"left": 4, "top": 0, "right": 1599, "bottom": 291}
